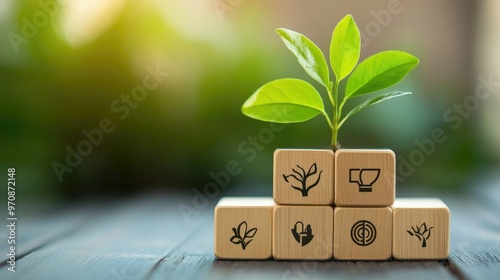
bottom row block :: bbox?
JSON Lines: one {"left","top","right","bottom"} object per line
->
{"left": 334, "top": 207, "right": 392, "bottom": 260}
{"left": 214, "top": 197, "right": 274, "bottom": 259}
{"left": 392, "top": 198, "right": 450, "bottom": 260}
{"left": 273, "top": 206, "right": 333, "bottom": 260}
{"left": 214, "top": 197, "right": 449, "bottom": 260}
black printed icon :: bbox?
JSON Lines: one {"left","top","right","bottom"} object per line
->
{"left": 349, "top": 168, "right": 380, "bottom": 192}
{"left": 291, "top": 221, "right": 314, "bottom": 246}
{"left": 407, "top": 222, "right": 433, "bottom": 248}
{"left": 351, "top": 220, "right": 377, "bottom": 246}
{"left": 230, "top": 221, "right": 257, "bottom": 250}
{"left": 283, "top": 163, "right": 323, "bottom": 197}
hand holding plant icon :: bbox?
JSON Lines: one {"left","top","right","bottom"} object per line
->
{"left": 230, "top": 221, "right": 258, "bottom": 250}
{"left": 282, "top": 163, "right": 323, "bottom": 197}
{"left": 407, "top": 222, "right": 434, "bottom": 248}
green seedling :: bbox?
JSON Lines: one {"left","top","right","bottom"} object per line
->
{"left": 241, "top": 15, "right": 419, "bottom": 150}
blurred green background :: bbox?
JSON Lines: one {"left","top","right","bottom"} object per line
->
{"left": 1, "top": 0, "right": 499, "bottom": 199}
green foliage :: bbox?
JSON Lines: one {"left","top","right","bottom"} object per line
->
{"left": 339, "top": 91, "right": 411, "bottom": 128}
{"left": 345, "top": 51, "right": 419, "bottom": 98}
{"left": 241, "top": 79, "right": 325, "bottom": 123}
{"left": 276, "top": 29, "right": 330, "bottom": 88}
{"left": 242, "top": 14, "right": 419, "bottom": 149}
{"left": 330, "top": 14, "right": 360, "bottom": 81}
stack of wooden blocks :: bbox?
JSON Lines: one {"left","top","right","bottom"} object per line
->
{"left": 215, "top": 149, "right": 450, "bottom": 260}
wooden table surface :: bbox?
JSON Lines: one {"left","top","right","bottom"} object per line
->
{"left": 1, "top": 177, "right": 499, "bottom": 280}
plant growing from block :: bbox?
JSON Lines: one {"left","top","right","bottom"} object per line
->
{"left": 282, "top": 163, "right": 323, "bottom": 197}
{"left": 241, "top": 15, "right": 419, "bottom": 150}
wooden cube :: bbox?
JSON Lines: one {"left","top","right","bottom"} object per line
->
{"left": 274, "top": 149, "right": 334, "bottom": 205}
{"left": 273, "top": 205, "right": 333, "bottom": 260}
{"left": 214, "top": 197, "right": 274, "bottom": 260}
{"left": 392, "top": 198, "right": 450, "bottom": 260}
{"left": 335, "top": 149, "right": 395, "bottom": 206}
{"left": 333, "top": 207, "right": 392, "bottom": 260}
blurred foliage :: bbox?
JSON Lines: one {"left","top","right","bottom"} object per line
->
{"left": 0, "top": 0, "right": 497, "bottom": 198}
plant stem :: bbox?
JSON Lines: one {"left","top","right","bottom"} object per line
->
{"left": 323, "top": 112, "right": 333, "bottom": 130}
{"left": 331, "top": 80, "right": 340, "bottom": 150}
{"left": 327, "top": 85, "right": 335, "bottom": 109}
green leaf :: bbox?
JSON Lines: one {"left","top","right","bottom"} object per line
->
{"left": 276, "top": 28, "right": 330, "bottom": 88}
{"left": 242, "top": 79, "right": 325, "bottom": 123}
{"left": 330, "top": 14, "right": 360, "bottom": 81}
{"left": 345, "top": 51, "right": 419, "bottom": 98}
{"left": 339, "top": 91, "right": 411, "bottom": 127}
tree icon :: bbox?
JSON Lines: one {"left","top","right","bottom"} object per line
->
{"left": 407, "top": 222, "right": 433, "bottom": 248}
{"left": 282, "top": 163, "right": 323, "bottom": 197}
{"left": 230, "top": 221, "right": 257, "bottom": 250}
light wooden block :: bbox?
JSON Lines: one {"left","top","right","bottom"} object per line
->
{"left": 392, "top": 198, "right": 450, "bottom": 260}
{"left": 214, "top": 197, "right": 274, "bottom": 260}
{"left": 274, "top": 149, "right": 334, "bottom": 205}
{"left": 335, "top": 149, "right": 395, "bottom": 206}
{"left": 333, "top": 207, "right": 392, "bottom": 260}
{"left": 273, "top": 205, "right": 333, "bottom": 260}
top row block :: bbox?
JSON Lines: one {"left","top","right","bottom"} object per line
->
{"left": 273, "top": 149, "right": 395, "bottom": 206}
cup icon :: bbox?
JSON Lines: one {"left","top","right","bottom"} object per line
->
{"left": 349, "top": 168, "right": 380, "bottom": 192}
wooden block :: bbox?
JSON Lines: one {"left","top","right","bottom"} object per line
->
{"left": 333, "top": 207, "right": 392, "bottom": 260}
{"left": 392, "top": 198, "right": 450, "bottom": 260}
{"left": 335, "top": 149, "right": 395, "bottom": 206}
{"left": 214, "top": 197, "right": 274, "bottom": 260}
{"left": 273, "top": 205, "right": 333, "bottom": 260}
{"left": 274, "top": 149, "right": 334, "bottom": 205}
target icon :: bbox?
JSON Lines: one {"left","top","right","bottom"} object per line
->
{"left": 350, "top": 220, "right": 377, "bottom": 246}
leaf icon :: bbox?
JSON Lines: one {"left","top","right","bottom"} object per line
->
{"left": 232, "top": 227, "right": 239, "bottom": 238}
{"left": 246, "top": 228, "right": 257, "bottom": 238}
{"left": 238, "top": 221, "right": 247, "bottom": 237}
{"left": 229, "top": 221, "right": 258, "bottom": 250}
{"left": 282, "top": 174, "right": 289, "bottom": 183}
{"left": 230, "top": 236, "right": 242, "bottom": 244}
{"left": 244, "top": 239, "right": 254, "bottom": 248}
{"left": 406, "top": 230, "right": 414, "bottom": 236}
{"left": 308, "top": 163, "right": 317, "bottom": 175}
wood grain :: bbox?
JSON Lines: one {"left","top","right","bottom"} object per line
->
{"left": 446, "top": 175, "right": 500, "bottom": 280}
{"left": 334, "top": 207, "right": 392, "bottom": 260}
{"left": 214, "top": 197, "right": 274, "bottom": 260}
{"left": 273, "top": 205, "right": 333, "bottom": 260}
{"left": 273, "top": 149, "right": 334, "bottom": 205}
{"left": 1, "top": 178, "right": 499, "bottom": 279}
{"left": 392, "top": 198, "right": 450, "bottom": 260}
{"left": 335, "top": 149, "right": 395, "bottom": 206}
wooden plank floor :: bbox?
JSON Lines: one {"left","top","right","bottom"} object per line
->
{"left": 1, "top": 180, "right": 499, "bottom": 280}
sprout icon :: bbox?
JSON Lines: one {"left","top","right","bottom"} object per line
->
{"left": 407, "top": 222, "right": 433, "bottom": 248}
{"left": 282, "top": 163, "right": 323, "bottom": 197}
{"left": 230, "top": 221, "right": 257, "bottom": 250}
{"left": 349, "top": 168, "right": 380, "bottom": 192}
